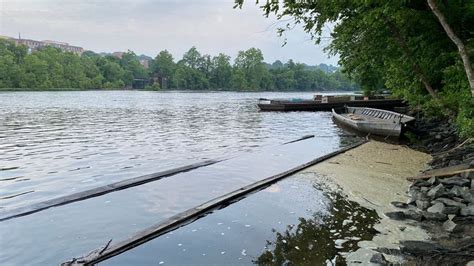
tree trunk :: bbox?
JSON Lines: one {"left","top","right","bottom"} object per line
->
{"left": 382, "top": 14, "right": 439, "bottom": 99}
{"left": 427, "top": 0, "right": 474, "bottom": 97}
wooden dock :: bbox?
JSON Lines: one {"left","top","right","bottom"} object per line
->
{"left": 258, "top": 99, "right": 405, "bottom": 112}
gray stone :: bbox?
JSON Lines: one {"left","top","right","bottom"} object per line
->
{"left": 449, "top": 186, "right": 468, "bottom": 197}
{"left": 442, "top": 206, "right": 459, "bottom": 215}
{"left": 385, "top": 211, "right": 405, "bottom": 220}
{"left": 370, "top": 252, "right": 388, "bottom": 265}
{"left": 400, "top": 240, "right": 442, "bottom": 254}
{"left": 416, "top": 200, "right": 430, "bottom": 210}
{"left": 435, "top": 197, "right": 467, "bottom": 208}
{"left": 404, "top": 210, "right": 423, "bottom": 221}
{"left": 420, "top": 186, "right": 429, "bottom": 193}
{"left": 427, "top": 176, "right": 438, "bottom": 185}
{"left": 460, "top": 205, "right": 474, "bottom": 216}
{"left": 461, "top": 189, "right": 474, "bottom": 203}
{"left": 440, "top": 176, "right": 470, "bottom": 187}
{"left": 427, "top": 184, "right": 445, "bottom": 199}
{"left": 427, "top": 202, "right": 445, "bottom": 214}
{"left": 461, "top": 170, "right": 474, "bottom": 179}
{"left": 391, "top": 201, "right": 408, "bottom": 209}
{"left": 413, "top": 179, "right": 432, "bottom": 187}
{"left": 422, "top": 211, "right": 448, "bottom": 221}
{"left": 442, "top": 219, "right": 457, "bottom": 232}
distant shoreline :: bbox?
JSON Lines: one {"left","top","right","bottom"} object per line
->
{"left": 0, "top": 88, "right": 359, "bottom": 93}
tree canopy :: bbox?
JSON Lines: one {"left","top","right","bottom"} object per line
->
{"left": 235, "top": 0, "right": 474, "bottom": 137}
{"left": 0, "top": 40, "right": 358, "bottom": 92}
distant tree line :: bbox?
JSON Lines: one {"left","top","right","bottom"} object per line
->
{"left": 0, "top": 39, "right": 358, "bottom": 91}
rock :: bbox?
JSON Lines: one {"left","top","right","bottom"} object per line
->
{"left": 442, "top": 219, "right": 457, "bottom": 232}
{"left": 427, "top": 202, "right": 445, "bottom": 214}
{"left": 427, "top": 176, "right": 438, "bottom": 185}
{"left": 385, "top": 211, "right": 405, "bottom": 220}
{"left": 422, "top": 211, "right": 448, "bottom": 221}
{"left": 391, "top": 201, "right": 408, "bottom": 209}
{"left": 460, "top": 205, "right": 474, "bottom": 216}
{"left": 442, "top": 206, "right": 459, "bottom": 215}
{"left": 404, "top": 210, "right": 423, "bottom": 221}
{"left": 427, "top": 184, "right": 445, "bottom": 199}
{"left": 461, "top": 189, "right": 474, "bottom": 203}
{"left": 370, "top": 253, "right": 388, "bottom": 265}
{"left": 440, "top": 176, "right": 470, "bottom": 187}
{"left": 421, "top": 186, "right": 430, "bottom": 193}
{"left": 449, "top": 186, "right": 468, "bottom": 198}
{"left": 416, "top": 200, "right": 430, "bottom": 210}
{"left": 435, "top": 134, "right": 442, "bottom": 140}
{"left": 461, "top": 170, "right": 474, "bottom": 179}
{"left": 400, "top": 240, "right": 442, "bottom": 254}
{"left": 435, "top": 197, "right": 467, "bottom": 208}
{"left": 413, "top": 179, "right": 432, "bottom": 187}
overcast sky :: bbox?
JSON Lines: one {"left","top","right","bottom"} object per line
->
{"left": 0, "top": 0, "right": 338, "bottom": 65}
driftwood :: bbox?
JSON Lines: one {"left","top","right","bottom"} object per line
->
{"left": 61, "top": 140, "right": 367, "bottom": 266}
{"left": 407, "top": 163, "right": 473, "bottom": 181}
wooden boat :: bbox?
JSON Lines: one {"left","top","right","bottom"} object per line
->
{"left": 332, "top": 106, "right": 415, "bottom": 137}
{"left": 257, "top": 97, "right": 405, "bottom": 112}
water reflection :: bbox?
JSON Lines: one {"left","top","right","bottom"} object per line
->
{"left": 255, "top": 189, "right": 379, "bottom": 265}
{"left": 101, "top": 174, "right": 379, "bottom": 266}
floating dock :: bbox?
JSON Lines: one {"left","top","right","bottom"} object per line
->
{"left": 258, "top": 99, "right": 405, "bottom": 112}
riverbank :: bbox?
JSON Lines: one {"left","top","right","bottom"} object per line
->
{"left": 298, "top": 134, "right": 473, "bottom": 264}
{"left": 299, "top": 141, "right": 432, "bottom": 264}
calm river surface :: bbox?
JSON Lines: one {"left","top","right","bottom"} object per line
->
{"left": 0, "top": 91, "right": 374, "bottom": 265}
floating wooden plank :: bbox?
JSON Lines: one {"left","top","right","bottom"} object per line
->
{"left": 0, "top": 135, "right": 318, "bottom": 222}
{"left": 61, "top": 140, "right": 366, "bottom": 266}
{"left": 0, "top": 160, "right": 220, "bottom": 222}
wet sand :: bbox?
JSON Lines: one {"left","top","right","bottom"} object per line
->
{"left": 300, "top": 140, "right": 432, "bottom": 264}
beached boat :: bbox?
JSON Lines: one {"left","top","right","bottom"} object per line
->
{"left": 332, "top": 106, "right": 415, "bottom": 137}
{"left": 257, "top": 95, "right": 405, "bottom": 112}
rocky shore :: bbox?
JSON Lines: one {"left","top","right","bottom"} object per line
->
{"left": 299, "top": 116, "right": 473, "bottom": 265}
{"left": 384, "top": 118, "right": 474, "bottom": 264}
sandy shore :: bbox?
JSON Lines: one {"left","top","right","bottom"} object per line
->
{"left": 300, "top": 140, "right": 432, "bottom": 264}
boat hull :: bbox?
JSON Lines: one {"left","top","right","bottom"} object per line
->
{"left": 258, "top": 99, "right": 405, "bottom": 112}
{"left": 331, "top": 107, "right": 414, "bottom": 137}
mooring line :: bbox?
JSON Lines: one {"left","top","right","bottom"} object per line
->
{"left": 61, "top": 140, "right": 367, "bottom": 266}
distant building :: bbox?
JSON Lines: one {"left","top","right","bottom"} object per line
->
{"left": 139, "top": 59, "right": 149, "bottom": 69}
{"left": 2, "top": 35, "right": 84, "bottom": 55}
{"left": 112, "top": 52, "right": 124, "bottom": 59}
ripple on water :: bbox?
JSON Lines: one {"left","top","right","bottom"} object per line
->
{"left": 0, "top": 91, "right": 345, "bottom": 209}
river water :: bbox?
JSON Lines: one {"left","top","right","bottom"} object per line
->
{"left": 0, "top": 91, "right": 376, "bottom": 265}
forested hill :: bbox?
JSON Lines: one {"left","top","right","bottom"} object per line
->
{"left": 0, "top": 40, "right": 358, "bottom": 91}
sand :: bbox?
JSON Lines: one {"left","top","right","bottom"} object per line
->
{"left": 300, "top": 140, "right": 432, "bottom": 264}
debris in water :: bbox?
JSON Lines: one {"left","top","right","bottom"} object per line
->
{"left": 221, "top": 251, "right": 226, "bottom": 255}
{"left": 241, "top": 249, "right": 247, "bottom": 256}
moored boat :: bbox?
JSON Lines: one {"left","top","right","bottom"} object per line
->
{"left": 257, "top": 95, "right": 405, "bottom": 112}
{"left": 332, "top": 106, "right": 415, "bottom": 137}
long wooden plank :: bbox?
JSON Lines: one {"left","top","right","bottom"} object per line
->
{"left": 0, "top": 160, "right": 220, "bottom": 222}
{"left": 407, "top": 168, "right": 473, "bottom": 181}
{"left": 0, "top": 135, "right": 317, "bottom": 222}
{"left": 61, "top": 140, "right": 366, "bottom": 266}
